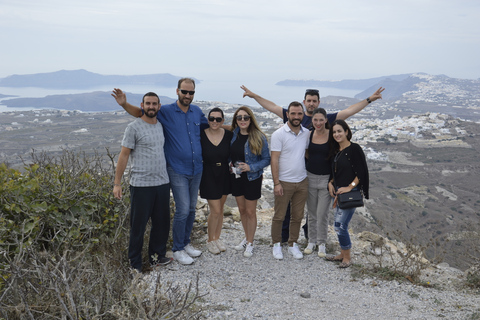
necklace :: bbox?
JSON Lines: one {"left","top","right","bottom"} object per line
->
{"left": 334, "top": 149, "right": 345, "bottom": 173}
{"left": 207, "top": 128, "right": 223, "bottom": 146}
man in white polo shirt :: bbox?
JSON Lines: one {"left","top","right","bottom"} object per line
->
{"left": 270, "top": 101, "right": 310, "bottom": 260}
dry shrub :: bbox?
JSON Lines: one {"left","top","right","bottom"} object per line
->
{"left": 353, "top": 231, "right": 444, "bottom": 285}
{"left": 0, "top": 149, "right": 205, "bottom": 319}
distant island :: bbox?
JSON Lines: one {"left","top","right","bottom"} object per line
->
{"left": 1, "top": 91, "right": 176, "bottom": 112}
{"left": 277, "top": 73, "right": 480, "bottom": 101}
{"left": 0, "top": 69, "right": 197, "bottom": 89}
{"left": 0, "top": 93, "right": 17, "bottom": 99}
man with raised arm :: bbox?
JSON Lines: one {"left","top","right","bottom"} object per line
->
{"left": 241, "top": 85, "right": 384, "bottom": 129}
{"left": 112, "top": 78, "right": 208, "bottom": 265}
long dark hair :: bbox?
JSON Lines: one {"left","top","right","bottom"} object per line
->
{"left": 328, "top": 119, "right": 352, "bottom": 159}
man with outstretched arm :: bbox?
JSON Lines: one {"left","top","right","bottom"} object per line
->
{"left": 112, "top": 78, "right": 208, "bottom": 265}
{"left": 113, "top": 92, "right": 171, "bottom": 272}
{"left": 241, "top": 85, "right": 384, "bottom": 128}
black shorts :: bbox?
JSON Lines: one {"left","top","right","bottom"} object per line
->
{"left": 231, "top": 173, "right": 262, "bottom": 201}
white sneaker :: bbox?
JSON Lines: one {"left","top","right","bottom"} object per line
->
{"left": 272, "top": 242, "right": 283, "bottom": 260}
{"left": 185, "top": 244, "right": 202, "bottom": 257}
{"left": 318, "top": 243, "right": 326, "bottom": 258}
{"left": 244, "top": 242, "right": 254, "bottom": 258}
{"left": 304, "top": 243, "right": 316, "bottom": 255}
{"left": 288, "top": 243, "right": 304, "bottom": 259}
{"left": 234, "top": 238, "right": 247, "bottom": 251}
{"left": 173, "top": 250, "right": 194, "bottom": 265}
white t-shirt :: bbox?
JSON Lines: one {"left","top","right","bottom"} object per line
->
{"left": 270, "top": 123, "right": 309, "bottom": 183}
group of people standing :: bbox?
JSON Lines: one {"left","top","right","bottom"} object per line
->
{"left": 112, "top": 77, "right": 383, "bottom": 272}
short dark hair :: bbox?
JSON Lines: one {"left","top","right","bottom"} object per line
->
{"left": 142, "top": 92, "right": 160, "bottom": 104}
{"left": 287, "top": 101, "right": 304, "bottom": 113}
{"left": 208, "top": 107, "right": 224, "bottom": 119}
{"left": 178, "top": 77, "right": 196, "bottom": 89}
{"left": 304, "top": 89, "right": 320, "bottom": 100}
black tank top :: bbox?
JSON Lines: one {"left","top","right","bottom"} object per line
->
{"left": 306, "top": 131, "right": 331, "bottom": 175}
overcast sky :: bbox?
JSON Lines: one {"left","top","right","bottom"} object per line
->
{"left": 1, "top": 0, "right": 479, "bottom": 84}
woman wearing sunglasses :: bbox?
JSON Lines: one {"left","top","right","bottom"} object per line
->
{"left": 326, "top": 119, "right": 369, "bottom": 268}
{"left": 230, "top": 106, "right": 270, "bottom": 258}
{"left": 200, "top": 107, "right": 233, "bottom": 254}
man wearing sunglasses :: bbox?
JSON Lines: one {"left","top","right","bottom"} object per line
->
{"left": 112, "top": 78, "right": 208, "bottom": 265}
{"left": 241, "top": 85, "right": 384, "bottom": 243}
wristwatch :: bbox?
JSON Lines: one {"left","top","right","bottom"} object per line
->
{"left": 366, "top": 97, "right": 372, "bottom": 104}
{"left": 350, "top": 182, "right": 356, "bottom": 187}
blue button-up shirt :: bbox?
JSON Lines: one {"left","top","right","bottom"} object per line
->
{"left": 157, "top": 101, "right": 208, "bottom": 176}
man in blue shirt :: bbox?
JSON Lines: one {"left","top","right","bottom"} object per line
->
{"left": 112, "top": 78, "right": 208, "bottom": 265}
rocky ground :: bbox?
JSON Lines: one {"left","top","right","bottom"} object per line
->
{"left": 140, "top": 204, "right": 480, "bottom": 320}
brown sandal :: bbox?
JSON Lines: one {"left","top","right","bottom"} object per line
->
{"left": 338, "top": 262, "right": 351, "bottom": 268}
{"left": 325, "top": 256, "right": 343, "bottom": 262}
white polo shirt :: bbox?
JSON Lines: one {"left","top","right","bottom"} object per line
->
{"left": 270, "top": 123, "right": 309, "bottom": 183}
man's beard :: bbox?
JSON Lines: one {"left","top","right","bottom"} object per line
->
{"left": 178, "top": 97, "right": 191, "bottom": 107}
{"left": 145, "top": 109, "right": 158, "bottom": 118}
{"left": 289, "top": 118, "right": 301, "bottom": 127}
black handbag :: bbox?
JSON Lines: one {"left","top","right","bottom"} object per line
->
{"left": 333, "top": 149, "right": 365, "bottom": 209}
{"left": 337, "top": 190, "right": 364, "bottom": 209}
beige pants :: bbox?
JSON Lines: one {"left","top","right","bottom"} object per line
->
{"left": 271, "top": 178, "right": 308, "bottom": 246}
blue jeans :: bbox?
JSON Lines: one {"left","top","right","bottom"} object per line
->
{"left": 167, "top": 166, "right": 202, "bottom": 252}
{"left": 333, "top": 206, "right": 356, "bottom": 250}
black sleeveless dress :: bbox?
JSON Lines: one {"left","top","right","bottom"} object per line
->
{"left": 199, "top": 129, "right": 233, "bottom": 200}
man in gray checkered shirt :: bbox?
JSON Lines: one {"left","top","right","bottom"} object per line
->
{"left": 113, "top": 92, "right": 172, "bottom": 272}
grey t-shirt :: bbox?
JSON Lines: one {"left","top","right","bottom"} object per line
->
{"left": 121, "top": 118, "right": 169, "bottom": 187}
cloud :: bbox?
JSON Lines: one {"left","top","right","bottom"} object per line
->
{"left": 0, "top": 0, "right": 479, "bottom": 80}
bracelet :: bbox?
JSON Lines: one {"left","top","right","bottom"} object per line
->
{"left": 114, "top": 184, "right": 121, "bottom": 187}
{"left": 366, "top": 97, "right": 372, "bottom": 104}
{"left": 274, "top": 183, "right": 281, "bottom": 186}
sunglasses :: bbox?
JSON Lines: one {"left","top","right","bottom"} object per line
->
{"left": 208, "top": 116, "right": 223, "bottom": 122}
{"left": 236, "top": 115, "right": 251, "bottom": 121}
{"left": 305, "top": 89, "right": 319, "bottom": 94}
{"left": 180, "top": 89, "right": 195, "bottom": 95}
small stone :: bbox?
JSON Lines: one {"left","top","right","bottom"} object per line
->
{"left": 300, "top": 292, "right": 311, "bottom": 298}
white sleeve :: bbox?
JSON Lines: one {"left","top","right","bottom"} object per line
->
{"left": 270, "top": 130, "right": 282, "bottom": 152}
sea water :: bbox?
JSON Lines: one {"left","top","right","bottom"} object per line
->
{"left": 0, "top": 79, "right": 362, "bottom": 112}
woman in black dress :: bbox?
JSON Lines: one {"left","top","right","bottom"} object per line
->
{"left": 200, "top": 107, "right": 233, "bottom": 254}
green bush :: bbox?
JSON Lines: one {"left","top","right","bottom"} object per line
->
{"left": 0, "top": 150, "right": 127, "bottom": 255}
